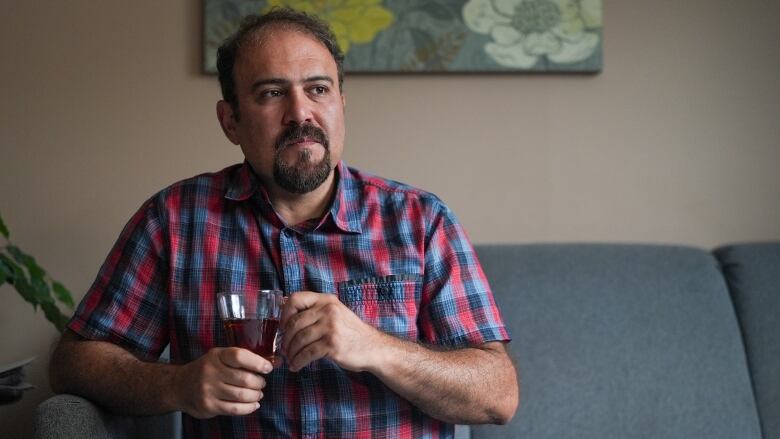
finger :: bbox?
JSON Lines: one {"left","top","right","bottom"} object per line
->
{"left": 281, "top": 306, "right": 325, "bottom": 352}
{"left": 285, "top": 319, "right": 329, "bottom": 364}
{"left": 214, "top": 382, "right": 263, "bottom": 403}
{"left": 212, "top": 400, "right": 262, "bottom": 417}
{"left": 280, "top": 291, "right": 334, "bottom": 327}
{"left": 280, "top": 292, "right": 309, "bottom": 327}
{"left": 219, "top": 347, "right": 273, "bottom": 374}
{"left": 288, "top": 338, "right": 330, "bottom": 372}
{"left": 221, "top": 368, "right": 266, "bottom": 391}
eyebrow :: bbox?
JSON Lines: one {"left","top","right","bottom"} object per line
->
{"left": 251, "top": 75, "right": 334, "bottom": 93}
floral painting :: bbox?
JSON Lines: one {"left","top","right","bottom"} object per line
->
{"left": 203, "top": 0, "right": 602, "bottom": 73}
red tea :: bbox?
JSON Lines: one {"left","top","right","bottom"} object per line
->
{"left": 223, "top": 318, "right": 280, "bottom": 361}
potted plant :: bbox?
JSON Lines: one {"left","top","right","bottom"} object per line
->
{"left": 0, "top": 212, "right": 75, "bottom": 404}
{"left": 0, "top": 212, "right": 74, "bottom": 332}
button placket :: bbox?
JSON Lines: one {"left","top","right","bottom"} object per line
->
{"left": 299, "top": 365, "right": 318, "bottom": 436}
{"left": 278, "top": 228, "right": 318, "bottom": 434}
{"left": 279, "top": 228, "right": 302, "bottom": 294}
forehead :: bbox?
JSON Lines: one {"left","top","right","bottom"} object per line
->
{"left": 234, "top": 27, "right": 337, "bottom": 84}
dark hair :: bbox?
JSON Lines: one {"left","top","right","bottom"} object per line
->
{"left": 216, "top": 7, "right": 345, "bottom": 116}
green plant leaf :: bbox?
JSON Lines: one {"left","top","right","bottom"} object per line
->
{"left": 0, "top": 219, "right": 74, "bottom": 332}
{"left": 12, "top": 271, "right": 38, "bottom": 309}
{"left": 32, "top": 277, "right": 55, "bottom": 306}
{"left": 0, "top": 213, "right": 8, "bottom": 239}
{"left": 41, "top": 302, "right": 68, "bottom": 333}
{"left": 0, "top": 258, "right": 10, "bottom": 285}
{"left": 3, "top": 254, "right": 53, "bottom": 309}
{"left": 7, "top": 246, "right": 57, "bottom": 306}
{"left": 52, "top": 281, "right": 75, "bottom": 308}
{"left": 0, "top": 254, "right": 16, "bottom": 283}
{"left": 7, "top": 245, "right": 46, "bottom": 281}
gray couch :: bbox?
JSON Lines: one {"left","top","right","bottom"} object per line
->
{"left": 36, "top": 243, "right": 780, "bottom": 438}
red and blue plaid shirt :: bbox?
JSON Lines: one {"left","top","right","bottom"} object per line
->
{"left": 70, "top": 161, "right": 510, "bottom": 438}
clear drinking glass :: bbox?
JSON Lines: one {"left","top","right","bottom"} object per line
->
{"left": 217, "top": 289, "right": 285, "bottom": 362}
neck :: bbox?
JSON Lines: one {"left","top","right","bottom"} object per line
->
{"left": 265, "top": 171, "right": 337, "bottom": 227}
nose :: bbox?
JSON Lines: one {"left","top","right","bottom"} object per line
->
{"left": 282, "top": 88, "right": 314, "bottom": 126}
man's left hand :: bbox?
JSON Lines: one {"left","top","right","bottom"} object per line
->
{"left": 280, "top": 291, "right": 383, "bottom": 372}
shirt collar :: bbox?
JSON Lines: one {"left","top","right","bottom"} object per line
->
{"left": 225, "top": 161, "right": 258, "bottom": 202}
{"left": 328, "top": 161, "right": 362, "bottom": 234}
{"left": 224, "top": 161, "right": 362, "bottom": 234}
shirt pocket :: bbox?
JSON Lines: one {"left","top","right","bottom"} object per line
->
{"left": 337, "top": 274, "right": 421, "bottom": 340}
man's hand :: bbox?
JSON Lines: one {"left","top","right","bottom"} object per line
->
{"left": 278, "top": 292, "right": 518, "bottom": 424}
{"left": 173, "top": 347, "right": 272, "bottom": 419}
{"left": 280, "top": 292, "right": 384, "bottom": 372}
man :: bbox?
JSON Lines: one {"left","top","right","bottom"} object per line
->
{"left": 50, "top": 8, "right": 518, "bottom": 438}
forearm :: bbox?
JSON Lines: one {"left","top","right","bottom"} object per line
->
{"left": 367, "top": 337, "right": 518, "bottom": 425}
{"left": 50, "top": 331, "right": 180, "bottom": 415}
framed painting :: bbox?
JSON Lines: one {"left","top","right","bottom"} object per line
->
{"left": 203, "top": 0, "right": 602, "bottom": 73}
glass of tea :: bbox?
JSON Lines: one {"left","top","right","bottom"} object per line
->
{"left": 217, "top": 289, "right": 285, "bottom": 362}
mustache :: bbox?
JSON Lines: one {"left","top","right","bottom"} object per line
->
{"left": 275, "top": 124, "right": 329, "bottom": 151}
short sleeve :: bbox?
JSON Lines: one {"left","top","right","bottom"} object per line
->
{"left": 68, "top": 198, "right": 170, "bottom": 361}
{"left": 417, "top": 200, "right": 510, "bottom": 347}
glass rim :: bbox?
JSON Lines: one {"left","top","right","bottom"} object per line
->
{"left": 216, "top": 289, "right": 284, "bottom": 297}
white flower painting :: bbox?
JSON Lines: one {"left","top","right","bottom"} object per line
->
{"left": 463, "top": 0, "right": 602, "bottom": 69}
{"left": 204, "top": 0, "right": 602, "bottom": 73}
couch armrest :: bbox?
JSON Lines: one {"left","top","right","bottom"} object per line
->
{"left": 34, "top": 394, "right": 181, "bottom": 439}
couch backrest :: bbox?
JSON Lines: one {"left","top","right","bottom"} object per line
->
{"left": 716, "top": 243, "right": 780, "bottom": 439}
{"left": 471, "top": 244, "right": 762, "bottom": 439}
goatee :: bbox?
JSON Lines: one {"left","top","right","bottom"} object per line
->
{"left": 273, "top": 124, "right": 332, "bottom": 194}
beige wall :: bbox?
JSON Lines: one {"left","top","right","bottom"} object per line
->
{"left": 1, "top": 0, "right": 778, "bottom": 435}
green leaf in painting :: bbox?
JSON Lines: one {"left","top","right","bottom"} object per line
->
{"left": 52, "top": 281, "right": 75, "bottom": 308}
{"left": 408, "top": 29, "right": 435, "bottom": 55}
{"left": 416, "top": 2, "right": 454, "bottom": 20}
{"left": 406, "top": 29, "right": 448, "bottom": 70}
{"left": 221, "top": 2, "right": 242, "bottom": 21}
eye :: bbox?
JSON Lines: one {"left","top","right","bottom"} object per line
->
{"left": 311, "top": 85, "right": 329, "bottom": 95}
{"left": 260, "top": 89, "right": 284, "bottom": 98}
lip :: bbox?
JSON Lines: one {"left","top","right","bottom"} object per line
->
{"left": 287, "top": 138, "right": 320, "bottom": 147}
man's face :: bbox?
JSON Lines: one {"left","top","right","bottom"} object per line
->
{"left": 219, "top": 28, "right": 345, "bottom": 194}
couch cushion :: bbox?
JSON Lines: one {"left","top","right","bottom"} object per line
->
{"left": 34, "top": 394, "right": 181, "bottom": 439}
{"left": 35, "top": 394, "right": 113, "bottom": 439}
{"left": 471, "top": 244, "right": 761, "bottom": 439}
{"left": 716, "top": 242, "right": 780, "bottom": 439}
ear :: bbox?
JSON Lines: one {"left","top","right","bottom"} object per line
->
{"left": 216, "top": 100, "right": 240, "bottom": 145}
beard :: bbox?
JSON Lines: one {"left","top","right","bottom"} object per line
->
{"left": 272, "top": 124, "right": 332, "bottom": 194}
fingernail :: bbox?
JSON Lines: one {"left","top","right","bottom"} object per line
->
{"left": 255, "top": 402, "right": 260, "bottom": 410}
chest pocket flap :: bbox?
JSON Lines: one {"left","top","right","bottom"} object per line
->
{"left": 337, "top": 274, "right": 421, "bottom": 340}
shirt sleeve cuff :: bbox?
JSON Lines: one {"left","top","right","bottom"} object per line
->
{"left": 432, "top": 326, "right": 511, "bottom": 348}
{"left": 67, "top": 317, "right": 163, "bottom": 362}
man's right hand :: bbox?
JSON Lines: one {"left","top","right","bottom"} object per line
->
{"left": 173, "top": 347, "right": 272, "bottom": 419}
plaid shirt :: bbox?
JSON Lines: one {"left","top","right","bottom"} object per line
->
{"left": 70, "top": 161, "right": 510, "bottom": 438}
